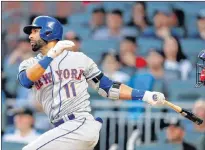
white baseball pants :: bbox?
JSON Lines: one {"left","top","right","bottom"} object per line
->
{"left": 22, "top": 113, "right": 102, "bottom": 150}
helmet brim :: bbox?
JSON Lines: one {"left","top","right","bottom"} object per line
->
{"left": 23, "top": 25, "right": 41, "bottom": 34}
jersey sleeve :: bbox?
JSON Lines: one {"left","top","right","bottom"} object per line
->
{"left": 82, "top": 54, "right": 102, "bottom": 81}
{"left": 18, "top": 57, "right": 38, "bottom": 73}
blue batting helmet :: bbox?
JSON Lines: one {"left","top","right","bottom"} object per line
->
{"left": 23, "top": 16, "right": 63, "bottom": 41}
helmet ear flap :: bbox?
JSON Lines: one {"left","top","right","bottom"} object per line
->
{"left": 40, "top": 29, "right": 52, "bottom": 41}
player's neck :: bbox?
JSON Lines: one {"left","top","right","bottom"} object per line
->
{"left": 19, "top": 128, "right": 33, "bottom": 137}
{"left": 41, "top": 41, "right": 58, "bottom": 56}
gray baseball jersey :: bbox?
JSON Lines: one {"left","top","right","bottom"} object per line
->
{"left": 19, "top": 51, "right": 101, "bottom": 123}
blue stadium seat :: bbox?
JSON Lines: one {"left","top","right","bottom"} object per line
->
{"left": 173, "top": 2, "right": 205, "bottom": 16}
{"left": 81, "top": 39, "right": 119, "bottom": 63}
{"left": 62, "top": 25, "right": 91, "bottom": 40}
{"left": 137, "top": 37, "right": 163, "bottom": 56}
{"left": 171, "top": 27, "right": 185, "bottom": 38}
{"left": 123, "top": 26, "right": 139, "bottom": 37}
{"left": 189, "top": 67, "right": 197, "bottom": 79}
{"left": 4, "top": 125, "right": 15, "bottom": 134}
{"left": 136, "top": 143, "right": 182, "bottom": 150}
{"left": 167, "top": 79, "right": 205, "bottom": 102}
{"left": 2, "top": 142, "right": 26, "bottom": 150}
{"left": 103, "top": 2, "right": 127, "bottom": 12}
{"left": 68, "top": 13, "right": 90, "bottom": 25}
{"left": 180, "top": 39, "right": 205, "bottom": 64}
{"left": 123, "top": 11, "right": 132, "bottom": 24}
{"left": 185, "top": 16, "right": 198, "bottom": 37}
{"left": 86, "top": 3, "right": 104, "bottom": 14}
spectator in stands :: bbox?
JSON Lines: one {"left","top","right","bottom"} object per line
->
{"left": 3, "top": 38, "right": 33, "bottom": 98}
{"left": 166, "top": 119, "right": 196, "bottom": 150}
{"left": 64, "top": 31, "right": 81, "bottom": 52}
{"left": 127, "top": 2, "right": 150, "bottom": 33}
{"left": 193, "top": 99, "right": 205, "bottom": 132}
{"left": 119, "top": 36, "right": 147, "bottom": 75}
{"left": 3, "top": 108, "right": 40, "bottom": 144}
{"left": 140, "top": 48, "right": 171, "bottom": 96}
{"left": 145, "top": 48, "right": 165, "bottom": 79}
{"left": 92, "top": 9, "right": 124, "bottom": 40}
{"left": 197, "top": 9, "right": 205, "bottom": 40}
{"left": 100, "top": 51, "right": 130, "bottom": 83}
{"left": 169, "top": 8, "right": 185, "bottom": 29}
{"left": 90, "top": 8, "right": 106, "bottom": 33}
{"left": 163, "top": 36, "right": 192, "bottom": 80}
{"left": 142, "top": 9, "right": 184, "bottom": 39}
{"left": 142, "top": 9, "right": 171, "bottom": 39}
{"left": 145, "top": 48, "right": 180, "bottom": 83}
{"left": 192, "top": 99, "right": 205, "bottom": 150}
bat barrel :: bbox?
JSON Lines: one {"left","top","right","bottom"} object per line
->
{"left": 164, "top": 100, "right": 203, "bottom": 125}
{"left": 181, "top": 109, "right": 203, "bottom": 125}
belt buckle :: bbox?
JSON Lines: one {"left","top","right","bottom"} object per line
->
{"left": 53, "top": 114, "right": 75, "bottom": 127}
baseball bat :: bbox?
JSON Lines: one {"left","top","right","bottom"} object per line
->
{"left": 164, "top": 100, "right": 203, "bottom": 125}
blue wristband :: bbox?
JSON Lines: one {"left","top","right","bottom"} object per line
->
{"left": 38, "top": 56, "right": 53, "bottom": 69}
{"left": 131, "top": 89, "right": 145, "bottom": 100}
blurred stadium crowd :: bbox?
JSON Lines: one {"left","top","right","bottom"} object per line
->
{"left": 1, "top": 1, "right": 205, "bottom": 150}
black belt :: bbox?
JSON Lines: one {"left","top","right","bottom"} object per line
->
{"left": 53, "top": 114, "right": 103, "bottom": 127}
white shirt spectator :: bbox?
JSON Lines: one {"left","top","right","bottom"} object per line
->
{"left": 3, "top": 129, "right": 40, "bottom": 144}
{"left": 164, "top": 59, "right": 192, "bottom": 80}
{"left": 93, "top": 27, "right": 138, "bottom": 40}
{"left": 105, "top": 71, "right": 130, "bottom": 83}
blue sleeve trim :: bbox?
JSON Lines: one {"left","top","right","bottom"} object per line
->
{"left": 99, "top": 75, "right": 113, "bottom": 93}
{"left": 131, "top": 89, "right": 145, "bottom": 100}
{"left": 38, "top": 56, "right": 53, "bottom": 70}
{"left": 18, "top": 71, "right": 34, "bottom": 89}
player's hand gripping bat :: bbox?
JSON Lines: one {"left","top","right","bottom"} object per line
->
{"left": 164, "top": 100, "right": 203, "bottom": 125}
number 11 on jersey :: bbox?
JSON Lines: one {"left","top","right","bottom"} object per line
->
{"left": 63, "top": 82, "right": 76, "bottom": 98}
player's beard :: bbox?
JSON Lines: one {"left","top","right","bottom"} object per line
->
{"left": 31, "top": 39, "right": 47, "bottom": 52}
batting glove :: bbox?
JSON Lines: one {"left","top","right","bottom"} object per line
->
{"left": 47, "top": 40, "right": 75, "bottom": 58}
{"left": 142, "top": 91, "right": 165, "bottom": 106}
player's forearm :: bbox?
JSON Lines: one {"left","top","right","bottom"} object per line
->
{"left": 26, "top": 64, "right": 47, "bottom": 81}
{"left": 119, "top": 84, "right": 132, "bottom": 99}
{"left": 119, "top": 84, "right": 145, "bottom": 100}
{"left": 26, "top": 56, "right": 53, "bottom": 81}
{"left": 89, "top": 73, "right": 146, "bottom": 101}
{"left": 18, "top": 56, "right": 53, "bottom": 89}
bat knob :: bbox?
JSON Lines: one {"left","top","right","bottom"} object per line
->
{"left": 196, "top": 118, "right": 203, "bottom": 125}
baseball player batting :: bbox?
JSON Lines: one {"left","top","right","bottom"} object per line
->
{"left": 18, "top": 16, "right": 165, "bottom": 150}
